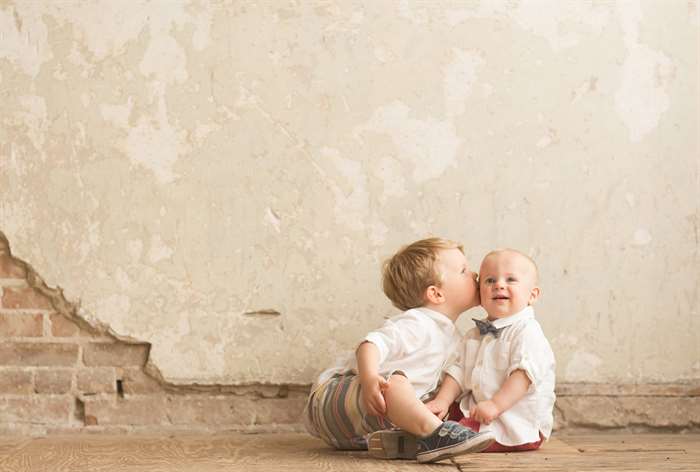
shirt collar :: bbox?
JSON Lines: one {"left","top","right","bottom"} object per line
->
{"left": 414, "top": 307, "right": 456, "bottom": 334}
{"left": 489, "top": 305, "right": 535, "bottom": 329}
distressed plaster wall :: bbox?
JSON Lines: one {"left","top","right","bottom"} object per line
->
{"left": 1, "top": 0, "right": 698, "bottom": 388}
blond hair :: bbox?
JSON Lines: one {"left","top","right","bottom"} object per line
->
{"left": 382, "top": 237, "right": 463, "bottom": 311}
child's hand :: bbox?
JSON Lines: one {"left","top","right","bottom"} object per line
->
{"left": 469, "top": 400, "right": 500, "bottom": 425}
{"left": 360, "top": 375, "right": 389, "bottom": 417}
{"left": 424, "top": 398, "right": 450, "bottom": 420}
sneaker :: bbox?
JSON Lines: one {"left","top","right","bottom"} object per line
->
{"left": 367, "top": 428, "right": 417, "bottom": 460}
{"left": 415, "top": 421, "right": 495, "bottom": 463}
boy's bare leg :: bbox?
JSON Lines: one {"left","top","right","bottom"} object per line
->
{"left": 383, "top": 374, "right": 442, "bottom": 437}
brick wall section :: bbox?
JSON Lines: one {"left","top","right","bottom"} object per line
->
{"left": 0, "top": 232, "right": 307, "bottom": 435}
{"left": 0, "top": 231, "right": 698, "bottom": 435}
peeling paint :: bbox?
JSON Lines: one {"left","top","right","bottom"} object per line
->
{"left": 614, "top": 1, "right": 674, "bottom": 142}
{"left": 446, "top": 1, "right": 609, "bottom": 50}
{"left": 1, "top": 1, "right": 697, "bottom": 387}
{"left": 358, "top": 102, "right": 461, "bottom": 183}
{"left": 443, "top": 49, "right": 483, "bottom": 118}
{"left": 565, "top": 350, "right": 602, "bottom": 382}
{"left": 633, "top": 228, "right": 652, "bottom": 246}
{"left": 265, "top": 208, "right": 281, "bottom": 234}
{"left": 125, "top": 84, "right": 188, "bottom": 183}
{"left": 0, "top": 4, "right": 51, "bottom": 77}
{"left": 100, "top": 98, "right": 134, "bottom": 128}
{"left": 321, "top": 146, "right": 370, "bottom": 232}
{"left": 148, "top": 235, "right": 174, "bottom": 263}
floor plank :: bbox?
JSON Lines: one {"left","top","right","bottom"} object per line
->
{"left": 0, "top": 437, "right": 33, "bottom": 469}
{"left": 0, "top": 433, "right": 697, "bottom": 472}
{"left": 0, "top": 434, "right": 453, "bottom": 472}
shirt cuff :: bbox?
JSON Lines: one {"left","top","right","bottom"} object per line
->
{"left": 444, "top": 364, "right": 464, "bottom": 389}
{"left": 507, "top": 357, "right": 539, "bottom": 393}
{"left": 362, "top": 333, "right": 389, "bottom": 365}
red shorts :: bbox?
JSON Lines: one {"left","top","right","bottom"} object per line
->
{"left": 447, "top": 403, "right": 544, "bottom": 453}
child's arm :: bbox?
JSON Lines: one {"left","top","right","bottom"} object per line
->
{"left": 469, "top": 369, "right": 531, "bottom": 424}
{"left": 424, "top": 374, "right": 462, "bottom": 419}
{"left": 356, "top": 341, "right": 389, "bottom": 417}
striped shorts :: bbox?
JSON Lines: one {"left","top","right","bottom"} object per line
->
{"left": 303, "top": 374, "right": 395, "bottom": 450}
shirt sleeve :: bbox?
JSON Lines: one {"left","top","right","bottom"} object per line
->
{"left": 363, "top": 316, "right": 425, "bottom": 366}
{"left": 507, "top": 321, "right": 555, "bottom": 390}
{"left": 444, "top": 337, "right": 466, "bottom": 387}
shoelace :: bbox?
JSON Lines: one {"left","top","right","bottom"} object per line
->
{"left": 437, "top": 422, "right": 467, "bottom": 439}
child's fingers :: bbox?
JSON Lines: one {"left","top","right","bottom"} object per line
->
{"left": 375, "top": 393, "right": 387, "bottom": 414}
{"left": 364, "top": 389, "right": 382, "bottom": 416}
{"left": 362, "top": 395, "right": 376, "bottom": 416}
{"left": 366, "top": 403, "right": 377, "bottom": 416}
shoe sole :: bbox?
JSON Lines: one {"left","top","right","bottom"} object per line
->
{"left": 416, "top": 431, "right": 496, "bottom": 463}
{"left": 367, "top": 429, "right": 417, "bottom": 460}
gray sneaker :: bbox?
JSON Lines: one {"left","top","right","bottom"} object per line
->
{"left": 415, "top": 421, "right": 495, "bottom": 463}
{"left": 367, "top": 428, "right": 417, "bottom": 460}
{"left": 367, "top": 422, "right": 494, "bottom": 463}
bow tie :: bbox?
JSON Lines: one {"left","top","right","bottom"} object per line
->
{"left": 473, "top": 318, "right": 505, "bottom": 338}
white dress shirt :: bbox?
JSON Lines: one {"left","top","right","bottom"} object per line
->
{"left": 314, "top": 307, "right": 462, "bottom": 400}
{"left": 445, "top": 306, "right": 556, "bottom": 446}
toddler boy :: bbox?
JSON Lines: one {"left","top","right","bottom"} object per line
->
{"left": 303, "top": 238, "right": 495, "bottom": 463}
{"left": 425, "top": 248, "right": 556, "bottom": 451}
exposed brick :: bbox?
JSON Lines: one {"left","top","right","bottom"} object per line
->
{"left": 0, "top": 369, "right": 33, "bottom": 394}
{"left": 0, "top": 396, "right": 72, "bottom": 423}
{"left": 0, "top": 255, "right": 27, "bottom": 279}
{"left": 84, "top": 414, "right": 98, "bottom": 426}
{"left": 35, "top": 369, "right": 73, "bottom": 394}
{"left": 1, "top": 286, "right": 52, "bottom": 310}
{"left": 83, "top": 343, "right": 148, "bottom": 367}
{"left": 166, "top": 395, "right": 305, "bottom": 426}
{"left": 118, "top": 368, "right": 162, "bottom": 394}
{"left": 49, "top": 313, "right": 81, "bottom": 337}
{"left": 83, "top": 397, "right": 168, "bottom": 425}
{"left": 555, "top": 396, "right": 700, "bottom": 429}
{"left": 77, "top": 368, "right": 116, "bottom": 394}
{"left": 0, "top": 312, "right": 43, "bottom": 337}
{"left": 0, "top": 343, "right": 79, "bottom": 366}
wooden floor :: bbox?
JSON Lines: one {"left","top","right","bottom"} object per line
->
{"left": 0, "top": 432, "right": 697, "bottom": 471}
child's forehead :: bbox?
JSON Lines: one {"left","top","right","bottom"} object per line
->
{"left": 438, "top": 247, "right": 468, "bottom": 264}
{"left": 480, "top": 251, "right": 532, "bottom": 273}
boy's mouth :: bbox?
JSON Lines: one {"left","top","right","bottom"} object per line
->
{"left": 492, "top": 295, "right": 509, "bottom": 300}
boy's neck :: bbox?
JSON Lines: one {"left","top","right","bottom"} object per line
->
{"left": 421, "top": 303, "right": 460, "bottom": 323}
{"left": 486, "top": 305, "right": 531, "bottom": 321}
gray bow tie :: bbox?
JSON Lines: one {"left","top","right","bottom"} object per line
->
{"left": 473, "top": 318, "right": 505, "bottom": 338}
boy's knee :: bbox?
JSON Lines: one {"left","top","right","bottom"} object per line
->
{"left": 387, "top": 372, "right": 410, "bottom": 388}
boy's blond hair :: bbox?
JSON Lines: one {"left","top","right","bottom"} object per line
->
{"left": 382, "top": 237, "right": 463, "bottom": 311}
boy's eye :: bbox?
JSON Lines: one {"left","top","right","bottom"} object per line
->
{"left": 507, "top": 277, "right": 518, "bottom": 283}
{"left": 484, "top": 277, "right": 495, "bottom": 284}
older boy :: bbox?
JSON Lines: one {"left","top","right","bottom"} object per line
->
{"left": 304, "top": 238, "right": 495, "bottom": 463}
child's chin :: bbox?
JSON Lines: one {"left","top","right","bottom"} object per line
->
{"left": 486, "top": 307, "right": 512, "bottom": 318}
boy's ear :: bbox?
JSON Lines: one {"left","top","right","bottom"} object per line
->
{"left": 425, "top": 285, "right": 444, "bottom": 305}
{"left": 528, "top": 286, "right": 541, "bottom": 305}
